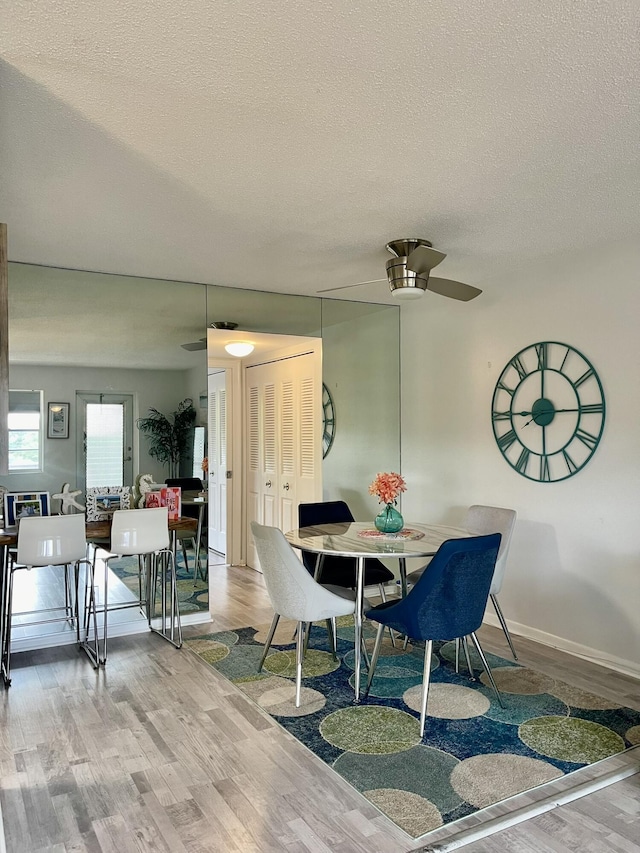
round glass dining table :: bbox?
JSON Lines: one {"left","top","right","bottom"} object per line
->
{"left": 285, "top": 521, "right": 471, "bottom": 701}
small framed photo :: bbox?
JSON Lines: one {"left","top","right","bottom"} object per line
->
{"left": 4, "top": 492, "right": 50, "bottom": 527}
{"left": 86, "top": 486, "right": 131, "bottom": 522}
{"left": 47, "top": 402, "right": 70, "bottom": 439}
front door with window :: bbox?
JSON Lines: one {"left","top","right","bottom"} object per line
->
{"left": 76, "top": 393, "right": 134, "bottom": 493}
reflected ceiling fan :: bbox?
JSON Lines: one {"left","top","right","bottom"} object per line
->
{"left": 318, "top": 238, "right": 482, "bottom": 302}
{"left": 181, "top": 321, "right": 237, "bottom": 351}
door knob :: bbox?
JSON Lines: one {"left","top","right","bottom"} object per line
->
{"left": 283, "top": 483, "right": 290, "bottom": 490}
{"left": 265, "top": 480, "right": 272, "bottom": 488}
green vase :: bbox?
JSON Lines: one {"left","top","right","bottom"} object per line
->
{"left": 374, "top": 502, "right": 404, "bottom": 534}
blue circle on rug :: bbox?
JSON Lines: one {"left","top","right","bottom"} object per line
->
{"left": 349, "top": 653, "right": 425, "bottom": 698}
{"left": 215, "top": 643, "right": 267, "bottom": 680}
{"left": 334, "top": 745, "right": 463, "bottom": 815}
{"left": 483, "top": 688, "right": 569, "bottom": 725}
{"left": 343, "top": 647, "right": 438, "bottom": 676}
{"left": 439, "top": 640, "right": 518, "bottom": 671}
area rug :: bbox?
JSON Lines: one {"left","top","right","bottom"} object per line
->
{"left": 185, "top": 618, "right": 640, "bottom": 839}
{"left": 109, "top": 555, "right": 208, "bottom": 613}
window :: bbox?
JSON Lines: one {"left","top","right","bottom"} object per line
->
{"left": 8, "top": 390, "right": 43, "bottom": 471}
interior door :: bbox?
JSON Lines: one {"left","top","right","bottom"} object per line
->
{"left": 208, "top": 370, "right": 227, "bottom": 555}
{"left": 245, "top": 351, "right": 321, "bottom": 571}
{"left": 76, "top": 392, "right": 134, "bottom": 494}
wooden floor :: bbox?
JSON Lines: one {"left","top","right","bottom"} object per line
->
{"left": 0, "top": 564, "right": 638, "bottom": 853}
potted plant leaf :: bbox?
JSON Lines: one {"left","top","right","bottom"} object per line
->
{"left": 137, "top": 398, "right": 197, "bottom": 478}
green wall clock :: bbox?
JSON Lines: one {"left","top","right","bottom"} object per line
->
{"left": 322, "top": 383, "right": 336, "bottom": 458}
{"left": 491, "top": 342, "right": 605, "bottom": 482}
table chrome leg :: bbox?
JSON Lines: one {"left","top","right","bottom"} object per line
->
{"left": 353, "top": 556, "right": 365, "bottom": 701}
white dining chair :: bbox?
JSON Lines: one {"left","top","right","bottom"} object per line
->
{"left": 86, "top": 507, "right": 182, "bottom": 665}
{"left": 251, "top": 522, "right": 358, "bottom": 707}
{"left": 4, "top": 514, "right": 99, "bottom": 684}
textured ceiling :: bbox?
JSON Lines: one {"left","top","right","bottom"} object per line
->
{"left": 1, "top": 0, "right": 639, "bottom": 306}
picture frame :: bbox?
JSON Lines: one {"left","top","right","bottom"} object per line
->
{"left": 47, "top": 402, "right": 70, "bottom": 439}
{"left": 4, "top": 492, "right": 51, "bottom": 527}
{"left": 86, "top": 486, "right": 131, "bottom": 522}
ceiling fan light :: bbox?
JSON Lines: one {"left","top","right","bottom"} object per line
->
{"left": 386, "top": 258, "right": 428, "bottom": 300}
{"left": 390, "top": 286, "right": 425, "bottom": 301}
{"left": 224, "top": 341, "right": 255, "bottom": 357}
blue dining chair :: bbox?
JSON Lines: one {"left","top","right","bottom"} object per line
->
{"left": 364, "top": 533, "right": 504, "bottom": 736}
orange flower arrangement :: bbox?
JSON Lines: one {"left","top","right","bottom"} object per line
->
{"left": 202, "top": 457, "right": 209, "bottom": 474}
{"left": 368, "top": 471, "right": 406, "bottom": 505}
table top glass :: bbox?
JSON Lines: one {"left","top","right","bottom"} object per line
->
{"left": 285, "top": 521, "right": 471, "bottom": 559}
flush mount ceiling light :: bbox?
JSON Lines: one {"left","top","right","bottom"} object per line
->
{"left": 224, "top": 341, "right": 254, "bottom": 357}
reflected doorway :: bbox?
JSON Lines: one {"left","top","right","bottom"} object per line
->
{"left": 76, "top": 392, "right": 134, "bottom": 493}
{"left": 208, "top": 370, "right": 227, "bottom": 555}
{"left": 207, "top": 330, "right": 322, "bottom": 571}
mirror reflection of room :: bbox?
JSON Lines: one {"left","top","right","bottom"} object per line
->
{"left": 4, "top": 262, "right": 400, "bottom": 658}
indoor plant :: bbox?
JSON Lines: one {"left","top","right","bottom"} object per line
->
{"left": 137, "top": 398, "right": 197, "bottom": 478}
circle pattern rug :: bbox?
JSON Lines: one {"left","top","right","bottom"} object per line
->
{"left": 185, "top": 622, "right": 640, "bottom": 839}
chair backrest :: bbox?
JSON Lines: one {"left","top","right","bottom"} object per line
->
{"left": 377, "top": 534, "right": 501, "bottom": 641}
{"left": 110, "top": 507, "right": 169, "bottom": 555}
{"left": 250, "top": 522, "right": 355, "bottom": 622}
{"left": 16, "top": 513, "right": 87, "bottom": 566}
{"left": 463, "top": 505, "right": 516, "bottom": 594}
{"left": 166, "top": 478, "right": 203, "bottom": 492}
{"left": 298, "top": 500, "right": 355, "bottom": 528}
{"left": 297, "top": 501, "right": 356, "bottom": 575}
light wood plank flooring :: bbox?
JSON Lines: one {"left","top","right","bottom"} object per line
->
{"left": 0, "top": 564, "right": 638, "bottom": 853}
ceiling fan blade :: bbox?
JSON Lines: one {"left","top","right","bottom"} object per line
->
{"left": 405, "top": 245, "right": 447, "bottom": 275}
{"left": 181, "top": 338, "right": 207, "bottom": 351}
{"left": 317, "top": 278, "right": 386, "bottom": 294}
{"left": 427, "top": 277, "right": 482, "bottom": 301}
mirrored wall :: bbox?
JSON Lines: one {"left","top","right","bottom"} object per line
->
{"left": 7, "top": 263, "right": 400, "bottom": 518}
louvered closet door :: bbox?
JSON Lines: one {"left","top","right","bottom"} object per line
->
{"left": 208, "top": 370, "right": 227, "bottom": 555}
{"left": 246, "top": 352, "right": 321, "bottom": 572}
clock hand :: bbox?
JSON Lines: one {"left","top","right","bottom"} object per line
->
{"left": 517, "top": 407, "right": 581, "bottom": 417}
{"left": 520, "top": 407, "right": 580, "bottom": 427}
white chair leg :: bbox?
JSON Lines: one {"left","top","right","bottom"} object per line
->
{"left": 455, "top": 636, "right": 460, "bottom": 673}
{"left": 491, "top": 593, "right": 518, "bottom": 660}
{"left": 295, "top": 620, "right": 304, "bottom": 707}
{"left": 419, "top": 639, "right": 434, "bottom": 737}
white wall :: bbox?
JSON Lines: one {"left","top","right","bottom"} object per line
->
{"left": 5, "top": 364, "right": 194, "bottom": 496}
{"left": 184, "top": 360, "right": 208, "bottom": 427}
{"left": 400, "top": 238, "right": 640, "bottom": 677}
{"left": 322, "top": 306, "right": 401, "bottom": 519}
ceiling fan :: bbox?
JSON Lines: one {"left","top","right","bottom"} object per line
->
{"left": 181, "top": 321, "right": 238, "bottom": 351}
{"left": 318, "top": 238, "right": 482, "bottom": 302}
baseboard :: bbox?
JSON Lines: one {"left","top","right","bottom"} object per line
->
{"left": 483, "top": 613, "right": 640, "bottom": 680}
